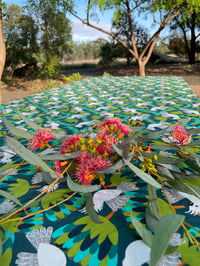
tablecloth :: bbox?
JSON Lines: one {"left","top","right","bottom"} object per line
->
{"left": 0, "top": 76, "right": 200, "bottom": 266}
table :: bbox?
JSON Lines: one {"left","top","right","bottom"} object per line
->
{"left": 0, "top": 76, "right": 200, "bottom": 266}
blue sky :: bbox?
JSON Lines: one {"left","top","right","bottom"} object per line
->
{"left": 4, "top": 0, "right": 160, "bottom": 42}
{"left": 4, "top": 0, "right": 113, "bottom": 41}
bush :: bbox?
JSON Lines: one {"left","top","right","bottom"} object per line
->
{"left": 38, "top": 55, "right": 61, "bottom": 79}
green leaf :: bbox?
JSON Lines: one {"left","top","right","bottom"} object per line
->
{"left": 130, "top": 215, "right": 153, "bottom": 247}
{"left": 178, "top": 239, "right": 200, "bottom": 266}
{"left": 41, "top": 171, "right": 55, "bottom": 184}
{"left": 190, "top": 138, "right": 200, "bottom": 146}
{"left": 102, "top": 159, "right": 125, "bottom": 173}
{"left": 157, "top": 198, "right": 174, "bottom": 217}
{"left": 67, "top": 175, "right": 101, "bottom": 193}
{"left": 0, "top": 189, "right": 22, "bottom": 207}
{"left": 40, "top": 151, "right": 79, "bottom": 161}
{"left": 145, "top": 185, "right": 160, "bottom": 233}
{"left": 112, "top": 144, "right": 123, "bottom": 157}
{"left": 5, "top": 136, "right": 54, "bottom": 173}
{"left": 8, "top": 179, "right": 29, "bottom": 198}
{"left": 0, "top": 248, "right": 12, "bottom": 266}
{"left": 150, "top": 214, "right": 185, "bottom": 266}
{"left": 155, "top": 157, "right": 185, "bottom": 164}
{"left": 0, "top": 163, "right": 17, "bottom": 173}
{"left": 124, "top": 159, "right": 161, "bottom": 188}
{"left": 151, "top": 144, "right": 177, "bottom": 151}
{"left": 98, "top": 0, "right": 105, "bottom": 9}
{"left": 86, "top": 193, "right": 102, "bottom": 224}
{"left": 168, "top": 179, "right": 200, "bottom": 200}
{"left": 181, "top": 177, "right": 200, "bottom": 186}
{"left": 17, "top": 110, "right": 42, "bottom": 131}
{"left": 2, "top": 115, "right": 33, "bottom": 139}
{"left": 147, "top": 185, "right": 160, "bottom": 220}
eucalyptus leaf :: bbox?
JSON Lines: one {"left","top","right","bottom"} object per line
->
{"left": 150, "top": 214, "right": 185, "bottom": 266}
{"left": 102, "top": 159, "right": 125, "bottom": 174}
{"left": 190, "top": 139, "right": 200, "bottom": 146}
{"left": 40, "top": 151, "right": 79, "bottom": 161}
{"left": 0, "top": 189, "right": 22, "bottom": 207}
{"left": 168, "top": 179, "right": 200, "bottom": 200}
{"left": 145, "top": 207, "right": 159, "bottom": 234}
{"left": 112, "top": 144, "right": 123, "bottom": 157}
{"left": 154, "top": 157, "right": 185, "bottom": 165}
{"left": 151, "top": 145, "right": 177, "bottom": 151}
{"left": 124, "top": 159, "right": 161, "bottom": 188}
{"left": 179, "top": 118, "right": 191, "bottom": 126}
{"left": 184, "top": 159, "right": 200, "bottom": 173}
{"left": 5, "top": 136, "right": 54, "bottom": 173}
{"left": 2, "top": 115, "right": 33, "bottom": 139}
{"left": 144, "top": 129, "right": 167, "bottom": 140}
{"left": 147, "top": 185, "right": 160, "bottom": 220}
{"left": 130, "top": 215, "right": 153, "bottom": 247}
{"left": 41, "top": 171, "right": 55, "bottom": 184}
{"left": 17, "top": 110, "right": 42, "bottom": 131}
{"left": 86, "top": 193, "right": 102, "bottom": 224}
{"left": 67, "top": 175, "right": 100, "bottom": 193}
{"left": 156, "top": 163, "right": 182, "bottom": 173}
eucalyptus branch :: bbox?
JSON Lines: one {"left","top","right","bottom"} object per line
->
{"left": 0, "top": 160, "right": 73, "bottom": 224}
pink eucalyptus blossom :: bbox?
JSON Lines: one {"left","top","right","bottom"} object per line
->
{"left": 172, "top": 124, "right": 191, "bottom": 145}
{"left": 60, "top": 135, "right": 80, "bottom": 154}
{"left": 29, "top": 129, "right": 56, "bottom": 150}
{"left": 75, "top": 152, "right": 111, "bottom": 185}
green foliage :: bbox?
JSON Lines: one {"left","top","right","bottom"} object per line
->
{"left": 0, "top": 248, "right": 12, "bottom": 266}
{"left": 62, "top": 72, "right": 82, "bottom": 81}
{"left": 38, "top": 55, "right": 61, "bottom": 78}
{"left": 1, "top": 111, "right": 200, "bottom": 265}
{"left": 3, "top": 4, "right": 38, "bottom": 75}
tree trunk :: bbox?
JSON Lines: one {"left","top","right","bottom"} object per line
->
{"left": 0, "top": 1, "right": 6, "bottom": 104}
{"left": 138, "top": 60, "right": 146, "bottom": 77}
{"left": 189, "top": 13, "right": 196, "bottom": 64}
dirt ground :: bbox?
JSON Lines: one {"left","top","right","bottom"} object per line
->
{"left": 1, "top": 63, "right": 200, "bottom": 104}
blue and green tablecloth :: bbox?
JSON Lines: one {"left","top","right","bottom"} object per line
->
{"left": 0, "top": 76, "right": 200, "bottom": 265}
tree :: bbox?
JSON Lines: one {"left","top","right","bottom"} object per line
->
{"left": 61, "top": 0, "right": 200, "bottom": 76}
{"left": 0, "top": 0, "right": 6, "bottom": 82}
{"left": 3, "top": 4, "right": 38, "bottom": 74}
{"left": 27, "top": 0, "right": 72, "bottom": 77}
{"left": 168, "top": 36, "right": 186, "bottom": 56}
{"left": 169, "top": 10, "right": 200, "bottom": 64}
{"left": 111, "top": 10, "right": 148, "bottom": 65}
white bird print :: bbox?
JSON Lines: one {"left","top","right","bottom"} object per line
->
{"left": 181, "top": 109, "right": 200, "bottom": 115}
{"left": 163, "top": 186, "right": 200, "bottom": 216}
{"left": 82, "top": 182, "right": 138, "bottom": 213}
{"left": 161, "top": 112, "right": 180, "bottom": 120}
{"left": 147, "top": 122, "right": 169, "bottom": 131}
{"left": 123, "top": 233, "right": 182, "bottom": 266}
{"left": 0, "top": 146, "right": 16, "bottom": 163}
{"left": 15, "top": 227, "right": 66, "bottom": 266}
{"left": 75, "top": 120, "right": 99, "bottom": 128}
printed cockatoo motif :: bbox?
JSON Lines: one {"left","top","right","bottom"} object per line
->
{"left": 16, "top": 227, "right": 66, "bottom": 266}
{"left": 81, "top": 182, "right": 138, "bottom": 213}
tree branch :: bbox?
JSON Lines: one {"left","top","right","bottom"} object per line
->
{"left": 140, "top": 5, "right": 180, "bottom": 63}
{"left": 68, "top": 9, "right": 137, "bottom": 58}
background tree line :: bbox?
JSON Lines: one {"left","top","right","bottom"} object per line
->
{"left": 1, "top": 0, "right": 200, "bottom": 80}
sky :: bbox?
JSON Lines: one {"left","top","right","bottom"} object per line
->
{"left": 4, "top": 0, "right": 114, "bottom": 41}
{"left": 3, "top": 0, "right": 160, "bottom": 42}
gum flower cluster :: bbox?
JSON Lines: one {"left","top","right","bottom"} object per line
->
{"left": 29, "top": 129, "right": 56, "bottom": 150}
{"left": 172, "top": 123, "right": 191, "bottom": 145}
{"left": 27, "top": 118, "right": 192, "bottom": 187}
{"left": 54, "top": 118, "right": 131, "bottom": 185}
